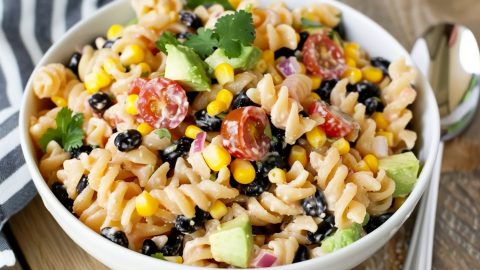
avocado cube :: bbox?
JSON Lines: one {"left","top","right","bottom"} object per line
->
{"left": 209, "top": 214, "right": 253, "bottom": 268}
{"left": 321, "top": 223, "right": 362, "bottom": 253}
{"left": 379, "top": 152, "right": 420, "bottom": 197}
{"left": 205, "top": 46, "right": 261, "bottom": 72}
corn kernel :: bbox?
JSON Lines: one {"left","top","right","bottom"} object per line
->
{"left": 125, "top": 94, "right": 139, "bottom": 115}
{"left": 342, "top": 67, "right": 362, "bottom": 84}
{"left": 107, "top": 24, "right": 124, "bottom": 40}
{"left": 393, "top": 197, "right": 406, "bottom": 211}
{"left": 51, "top": 96, "right": 67, "bottom": 107}
{"left": 310, "top": 92, "right": 321, "bottom": 100}
{"left": 345, "top": 57, "right": 356, "bottom": 67}
{"left": 216, "top": 89, "right": 234, "bottom": 107}
{"left": 103, "top": 57, "right": 125, "bottom": 75}
{"left": 333, "top": 138, "right": 350, "bottom": 155}
{"left": 363, "top": 154, "right": 379, "bottom": 174}
{"left": 310, "top": 76, "right": 322, "bottom": 90}
{"left": 295, "top": 33, "right": 301, "bottom": 44}
{"left": 214, "top": 63, "right": 235, "bottom": 85}
{"left": 137, "top": 62, "right": 151, "bottom": 77}
{"left": 306, "top": 126, "right": 327, "bottom": 149}
{"left": 254, "top": 59, "right": 268, "bottom": 73}
{"left": 372, "top": 112, "right": 389, "bottom": 130}
{"left": 262, "top": 50, "right": 275, "bottom": 65}
{"left": 207, "top": 100, "right": 228, "bottom": 116}
{"left": 135, "top": 191, "right": 159, "bottom": 217}
{"left": 228, "top": 0, "right": 242, "bottom": 8}
{"left": 185, "top": 125, "right": 204, "bottom": 139}
{"left": 231, "top": 159, "right": 256, "bottom": 184}
{"left": 84, "top": 68, "right": 112, "bottom": 94}
{"left": 268, "top": 168, "right": 287, "bottom": 184}
{"left": 288, "top": 145, "right": 308, "bottom": 167}
{"left": 355, "top": 160, "right": 370, "bottom": 172}
{"left": 120, "top": 44, "right": 145, "bottom": 66}
{"left": 209, "top": 200, "right": 228, "bottom": 219}
{"left": 377, "top": 131, "right": 394, "bottom": 147}
{"left": 202, "top": 144, "right": 231, "bottom": 171}
{"left": 344, "top": 42, "right": 360, "bottom": 61}
{"left": 165, "top": 256, "right": 183, "bottom": 264}
{"left": 137, "top": 122, "right": 154, "bottom": 136}
{"left": 362, "top": 66, "right": 384, "bottom": 83}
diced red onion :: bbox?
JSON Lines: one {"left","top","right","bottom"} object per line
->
{"left": 192, "top": 132, "right": 207, "bottom": 153}
{"left": 373, "top": 136, "right": 389, "bottom": 158}
{"left": 251, "top": 251, "right": 277, "bottom": 268}
{"left": 276, "top": 56, "right": 301, "bottom": 77}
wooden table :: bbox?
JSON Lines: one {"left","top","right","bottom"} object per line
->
{"left": 5, "top": 0, "right": 480, "bottom": 269}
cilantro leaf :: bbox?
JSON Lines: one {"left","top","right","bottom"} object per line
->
{"left": 184, "top": 28, "right": 219, "bottom": 59}
{"left": 301, "top": 18, "right": 324, "bottom": 29}
{"left": 215, "top": 10, "right": 255, "bottom": 58}
{"left": 39, "top": 108, "right": 85, "bottom": 152}
{"left": 186, "top": 0, "right": 233, "bottom": 10}
{"left": 155, "top": 128, "right": 172, "bottom": 140}
{"left": 156, "top": 32, "right": 180, "bottom": 54}
{"left": 151, "top": 252, "right": 165, "bottom": 260}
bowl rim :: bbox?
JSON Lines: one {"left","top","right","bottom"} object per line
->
{"left": 19, "top": 0, "right": 440, "bottom": 269}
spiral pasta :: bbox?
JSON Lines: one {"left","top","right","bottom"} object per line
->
{"left": 32, "top": 63, "right": 76, "bottom": 98}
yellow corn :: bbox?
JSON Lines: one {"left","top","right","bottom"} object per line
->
{"left": 393, "top": 197, "right": 406, "bottom": 211}
{"left": 135, "top": 191, "right": 159, "bottom": 217}
{"left": 295, "top": 33, "right": 301, "bottom": 44}
{"left": 120, "top": 44, "right": 145, "bottom": 66}
{"left": 214, "top": 63, "right": 235, "bottom": 85}
{"left": 363, "top": 154, "right": 379, "bottom": 174}
{"left": 355, "top": 160, "right": 370, "bottom": 172}
{"left": 107, "top": 24, "right": 124, "bottom": 40}
{"left": 372, "top": 112, "right": 389, "bottom": 130}
{"left": 137, "top": 62, "right": 151, "bottom": 77}
{"left": 231, "top": 159, "right": 256, "bottom": 184}
{"left": 342, "top": 67, "right": 363, "bottom": 84}
{"left": 185, "top": 125, "right": 204, "bottom": 139}
{"left": 333, "top": 138, "right": 350, "bottom": 155}
{"left": 164, "top": 256, "right": 183, "bottom": 264}
{"left": 228, "top": 0, "right": 242, "bottom": 9}
{"left": 377, "top": 131, "right": 394, "bottom": 147}
{"left": 288, "top": 145, "right": 308, "bottom": 167}
{"left": 268, "top": 168, "right": 287, "bottom": 184}
{"left": 310, "top": 92, "right": 321, "bottom": 101}
{"left": 51, "top": 96, "right": 67, "bottom": 107}
{"left": 207, "top": 100, "right": 228, "bottom": 116}
{"left": 125, "top": 94, "right": 139, "bottom": 115}
{"left": 306, "top": 126, "right": 327, "bottom": 149}
{"left": 345, "top": 57, "right": 356, "bottom": 67}
{"left": 202, "top": 144, "right": 231, "bottom": 171}
{"left": 262, "top": 50, "right": 275, "bottom": 65}
{"left": 103, "top": 57, "right": 125, "bottom": 75}
{"left": 310, "top": 76, "right": 322, "bottom": 90}
{"left": 137, "top": 123, "right": 154, "bottom": 136}
{"left": 362, "top": 66, "right": 384, "bottom": 83}
{"left": 84, "top": 68, "right": 112, "bottom": 94}
{"left": 209, "top": 200, "right": 228, "bottom": 220}
{"left": 344, "top": 42, "right": 360, "bottom": 61}
{"left": 216, "top": 89, "right": 234, "bottom": 108}
{"left": 299, "top": 63, "right": 306, "bottom": 74}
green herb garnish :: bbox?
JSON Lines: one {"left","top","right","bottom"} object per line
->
{"left": 301, "top": 18, "right": 324, "bottom": 29}
{"left": 184, "top": 28, "right": 219, "bottom": 59}
{"left": 39, "top": 108, "right": 85, "bottom": 152}
{"left": 156, "top": 32, "right": 180, "bottom": 54}
{"left": 155, "top": 128, "right": 172, "bottom": 140}
{"left": 186, "top": 0, "right": 234, "bottom": 10}
{"left": 151, "top": 252, "right": 165, "bottom": 260}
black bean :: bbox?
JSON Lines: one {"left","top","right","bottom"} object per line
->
{"left": 364, "top": 97, "right": 384, "bottom": 115}
{"left": 353, "top": 82, "right": 381, "bottom": 103}
{"left": 88, "top": 92, "right": 113, "bottom": 114}
{"left": 239, "top": 176, "right": 271, "bottom": 197}
{"left": 364, "top": 213, "right": 393, "bottom": 234}
{"left": 274, "top": 48, "right": 296, "bottom": 59}
{"left": 179, "top": 11, "right": 202, "bottom": 29}
{"left": 69, "top": 145, "right": 93, "bottom": 159}
{"left": 297, "top": 32, "right": 310, "bottom": 51}
{"left": 231, "top": 91, "right": 256, "bottom": 110}
{"left": 67, "top": 52, "right": 82, "bottom": 76}
{"left": 302, "top": 190, "right": 328, "bottom": 217}
{"left": 270, "top": 124, "right": 288, "bottom": 155}
{"left": 100, "top": 227, "right": 129, "bottom": 247}
{"left": 174, "top": 207, "right": 210, "bottom": 234}
{"left": 159, "top": 228, "right": 184, "bottom": 256}
{"left": 194, "top": 109, "right": 222, "bottom": 132}
{"left": 102, "top": 39, "right": 116, "bottom": 49}
{"left": 315, "top": 79, "right": 339, "bottom": 102}
{"left": 256, "top": 152, "right": 287, "bottom": 178}
{"left": 176, "top": 32, "right": 192, "bottom": 41}
{"left": 114, "top": 130, "right": 142, "bottom": 152}
{"left": 51, "top": 182, "right": 73, "bottom": 212}
{"left": 76, "top": 175, "right": 89, "bottom": 195}
{"left": 370, "top": 57, "right": 391, "bottom": 75}
{"left": 333, "top": 21, "right": 347, "bottom": 40}
{"left": 160, "top": 137, "right": 193, "bottom": 167}
{"left": 307, "top": 215, "right": 336, "bottom": 244}
{"left": 293, "top": 244, "right": 310, "bottom": 263}
{"left": 141, "top": 239, "right": 159, "bottom": 256}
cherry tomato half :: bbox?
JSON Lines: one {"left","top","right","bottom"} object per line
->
{"left": 128, "top": 78, "right": 147, "bottom": 95}
{"left": 308, "top": 101, "right": 353, "bottom": 138}
{"left": 133, "top": 78, "right": 189, "bottom": 129}
{"left": 221, "top": 106, "right": 270, "bottom": 161}
{"left": 302, "top": 32, "right": 346, "bottom": 80}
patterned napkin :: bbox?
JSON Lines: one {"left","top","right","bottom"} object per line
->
{"left": 0, "top": 0, "right": 114, "bottom": 267}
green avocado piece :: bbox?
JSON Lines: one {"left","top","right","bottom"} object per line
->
{"left": 164, "top": 44, "right": 211, "bottom": 91}
{"left": 321, "top": 223, "right": 362, "bottom": 253}
{"left": 379, "top": 152, "right": 420, "bottom": 197}
{"left": 209, "top": 214, "right": 253, "bottom": 268}
{"left": 205, "top": 46, "right": 261, "bottom": 72}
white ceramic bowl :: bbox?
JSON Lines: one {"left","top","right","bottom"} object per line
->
{"left": 19, "top": 0, "right": 440, "bottom": 269}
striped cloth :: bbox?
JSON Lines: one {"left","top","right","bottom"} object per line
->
{"left": 0, "top": 0, "right": 115, "bottom": 267}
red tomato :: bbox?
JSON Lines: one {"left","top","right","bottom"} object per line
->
{"left": 221, "top": 106, "right": 270, "bottom": 161}
{"left": 128, "top": 78, "right": 147, "bottom": 95}
{"left": 308, "top": 101, "right": 353, "bottom": 138}
{"left": 302, "top": 32, "right": 346, "bottom": 80}
{"left": 135, "top": 78, "right": 189, "bottom": 129}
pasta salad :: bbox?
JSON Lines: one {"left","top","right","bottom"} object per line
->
{"left": 29, "top": 0, "right": 420, "bottom": 268}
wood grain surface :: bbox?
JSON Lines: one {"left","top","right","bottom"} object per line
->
{"left": 6, "top": 0, "right": 480, "bottom": 269}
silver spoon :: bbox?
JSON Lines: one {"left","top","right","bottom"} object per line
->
{"left": 405, "top": 23, "right": 480, "bottom": 270}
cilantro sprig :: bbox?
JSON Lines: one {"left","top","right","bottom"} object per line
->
{"left": 39, "top": 108, "right": 85, "bottom": 152}
{"left": 156, "top": 32, "right": 180, "bottom": 54}
{"left": 301, "top": 18, "right": 324, "bottom": 29}
{"left": 186, "top": 0, "right": 234, "bottom": 10}
{"left": 184, "top": 28, "right": 219, "bottom": 58}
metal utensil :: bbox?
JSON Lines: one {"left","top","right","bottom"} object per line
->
{"left": 405, "top": 23, "right": 480, "bottom": 270}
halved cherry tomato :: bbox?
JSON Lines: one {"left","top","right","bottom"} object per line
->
{"left": 308, "top": 101, "right": 353, "bottom": 138}
{"left": 221, "top": 106, "right": 270, "bottom": 161}
{"left": 302, "top": 32, "right": 346, "bottom": 80}
{"left": 134, "top": 78, "right": 188, "bottom": 129}
{"left": 128, "top": 78, "right": 147, "bottom": 95}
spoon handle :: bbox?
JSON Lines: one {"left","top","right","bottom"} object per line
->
{"left": 404, "top": 142, "right": 444, "bottom": 270}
